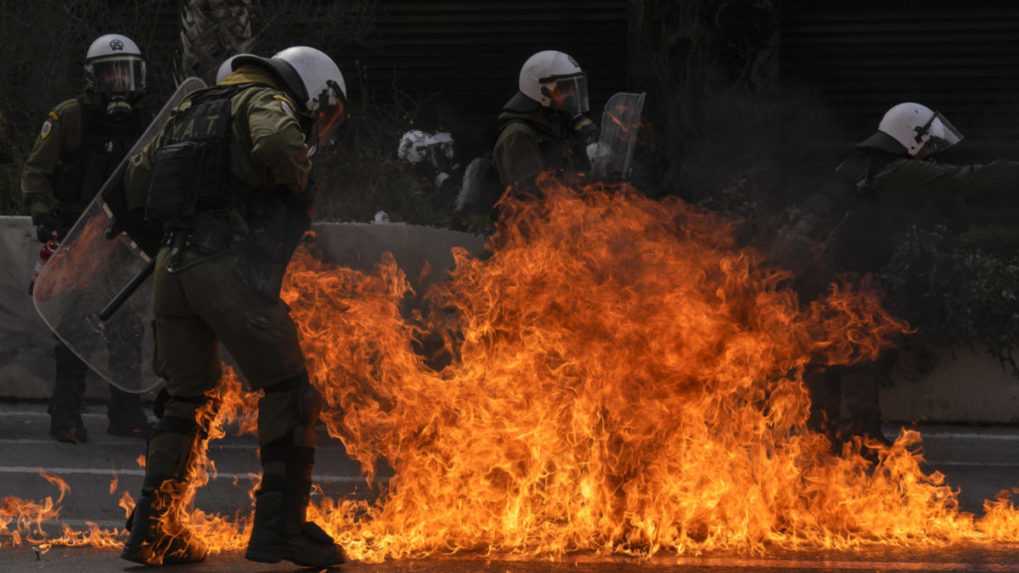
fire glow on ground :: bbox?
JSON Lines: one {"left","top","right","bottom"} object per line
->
{"left": 3, "top": 179, "right": 1019, "bottom": 566}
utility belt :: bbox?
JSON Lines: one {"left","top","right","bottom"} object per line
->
{"left": 162, "top": 211, "right": 239, "bottom": 273}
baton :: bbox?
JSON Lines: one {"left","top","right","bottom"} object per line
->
{"left": 96, "top": 259, "right": 156, "bottom": 322}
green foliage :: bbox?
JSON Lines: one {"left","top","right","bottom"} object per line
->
{"left": 882, "top": 226, "right": 1019, "bottom": 376}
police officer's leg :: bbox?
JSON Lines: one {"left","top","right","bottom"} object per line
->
{"left": 841, "top": 362, "right": 888, "bottom": 445}
{"left": 50, "top": 339, "right": 88, "bottom": 443}
{"left": 184, "top": 258, "right": 343, "bottom": 567}
{"left": 806, "top": 367, "right": 843, "bottom": 448}
{"left": 122, "top": 312, "right": 215, "bottom": 566}
{"left": 107, "top": 386, "right": 152, "bottom": 437}
{"left": 122, "top": 260, "right": 212, "bottom": 566}
{"left": 106, "top": 315, "right": 153, "bottom": 438}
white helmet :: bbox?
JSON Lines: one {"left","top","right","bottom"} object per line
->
{"left": 84, "top": 34, "right": 146, "bottom": 99}
{"left": 271, "top": 46, "right": 347, "bottom": 112}
{"left": 859, "top": 102, "right": 964, "bottom": 157}
{"left": 234, "top": 46, "right": 348, "bottom": 153}
{"left": 215, "top": 53, "right": 252, "bottom": 83}
{"left": 517, "top": 50, "right": 589, "bottom": 118}
{"left": 397, "top": 130, "right": 430, "bottom": 164}
{"left": 398, "top": 130, "right": 456, "bottom": 170}
{"left": 273, "top": 45, "right": 348, "bottom": 151}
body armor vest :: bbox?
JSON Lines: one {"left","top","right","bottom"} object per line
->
{"left": 502, "top": 118, "right": 590, "bottom": 177}
{"left": 145, "top": 83, "right": 255, "bottom": 228}
{"left": 146, "top": 83, "right": 310, "bottom": 285}
{"left": 53, "top": 99, "right": 144, "bottom": 228}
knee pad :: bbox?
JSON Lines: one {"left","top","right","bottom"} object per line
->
{"left": 258, "top": 372, "right": 319, "bottom": 491}
{"left": 258, "top": 372, "right": 320, "bottom": 444}
{"left": 142, "top": 394, "right": 212, "bottom": 491}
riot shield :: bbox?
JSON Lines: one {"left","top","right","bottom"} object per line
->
{"left": 32, "top": 77, "right": 207, "bottom": 394}
{"left": 590, "top": 92, "right": 646, "bottom": 181}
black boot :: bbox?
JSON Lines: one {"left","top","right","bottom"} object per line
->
{"left": 49, "top": 342, "right": 88, "bottom": 444}
{"left": 245, "top": 487, "right": 344, "bottom": 567}
{"left": 107, "top": 387, "right": 153, "bottom": 438}
{"left": 49, "top": 413, "right": 88, "bottom": 444}
{"left": 121, "top": 493, "right": 209, "bottom": 566}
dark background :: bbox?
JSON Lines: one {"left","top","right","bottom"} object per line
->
{"left": 2, "top": 1, "right": 1018, "bottom": 211}
{"left": 0, "top": 1, "right": 1017, "bottom": 400}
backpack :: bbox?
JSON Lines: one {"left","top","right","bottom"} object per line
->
{"left": 454, "top": 154, "right": 503, "bottom": 217}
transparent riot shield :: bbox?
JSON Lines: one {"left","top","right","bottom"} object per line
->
{"left": 32, "top": 77, "right": 207, "bottom": 394}
{"left": 590, "top": 92, "right": 646, "bottom": 181}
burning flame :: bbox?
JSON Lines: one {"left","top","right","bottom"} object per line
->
{"left": 1, "top": 471, "right": 122, "bottom": 549}
{"left": 7, "top": 178, "right": 1019, "bottom": 561}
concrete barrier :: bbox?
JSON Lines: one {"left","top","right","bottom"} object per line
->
{"left": 1, "top": 216, "right": 1016, "bottom": 424}
{"left": 882, "top": 348, "right": 1019, "bottom": 424}
{"left": 0, "top": 216, "right": 484, "bottom": 401}
{"left": 0, "top": 216, "right": 56, "bottom": 399}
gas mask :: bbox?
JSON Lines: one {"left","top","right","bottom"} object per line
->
{"left": 539, "top": 72, "right": 596, "bottom": 144}
{"left": 87, "top": 55, "right": 146, "bottom": 120}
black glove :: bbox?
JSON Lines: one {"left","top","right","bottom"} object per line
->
{"left": 33, "top": 213, "right": 63, "bottom": 243}
{"left": 572, "top": 114, "right": 599, "bottom": 146}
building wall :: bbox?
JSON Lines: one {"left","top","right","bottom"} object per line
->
{"left": 781, "top": 0, "right": 1019, "bottom": 152}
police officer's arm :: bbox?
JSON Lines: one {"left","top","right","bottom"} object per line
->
{"left": 21, "top": 110, "right": 66, "bottom": 226}
{"left": 123, "top": 133, "right": 161, "bottom": 213}
{"left": 247, "top": 90, "right": 311, "bottom": 194}
{"left": 887, "top": 159, "right": 1019, "bottom": 201}
{"left": 493, "top": 124, "right": 544, "bottom": 193}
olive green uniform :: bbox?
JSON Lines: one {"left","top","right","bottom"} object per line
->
{"left": 866, "top": 157, "right": 1019, "bottom": 253}
{"left": 124, "top": 68, "right": 311, "bottom": 399}
{"left": 493, "top": 101, "right": 589, "bottom": 190}
{"left": 121, "top": 65, "right": 335, "bottom": 566}
{"left": 834, "top": 152, "right": 1019, "bottom": 273}
{"left": 21, "top": 95, "right": 149, "bottom": 441}
{"left": 823, "top": 151, "right": 1019, "bottom": 442}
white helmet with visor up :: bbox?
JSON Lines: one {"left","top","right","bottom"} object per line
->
{"left": 272, "top": 46, "right": 348, "bottom": 154}
{"left": 233, "top": 47, "right": 348, "bottom": 154}
{"left": 858, "top": 102, "right": 964, "bottom": 158}
{"left": 85, "top": 34, "right": 146, "bottom": 100}
{"left": 518, "top": 50, "right": 589, "bottom": 119}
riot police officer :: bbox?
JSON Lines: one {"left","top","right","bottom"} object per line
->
{"left": 493, "top": 50, "right": 597, "bottom": 192}
{"left": 825, "top": 102, "right": 1019, "bottom": 442}
{"left": 21, "top": 33, "right": 152, "bottom": 443}
{"left": 119, "top": 46, "right": 348, "bottom": 568}
{"left": 454, "top": 50, "right": 599, "bottom": 232}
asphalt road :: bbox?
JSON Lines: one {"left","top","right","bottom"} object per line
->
{"left": 2, "top": 402, "right": 1018, "bottom": 572}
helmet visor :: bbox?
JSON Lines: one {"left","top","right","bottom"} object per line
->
{"left": 541, "top": 73, "right": 589, "bottom": 118}
{"left": 91, "top": 56, "right": 146, "bottom": 96}
{"left": 310, "top": 99, "right": 347, "bottom": 154}
{"left": 308, "top": 79, "right": 348, "bottom": 154}
{"left": 918, "top": 112, "right": 964, "bottom": 156}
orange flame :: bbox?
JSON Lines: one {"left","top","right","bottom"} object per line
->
{"left": 1, "top": 471, "right": 122, "bottom": 549}
{"left": 8, "top": 178, "right": 1019, "bottom": 560}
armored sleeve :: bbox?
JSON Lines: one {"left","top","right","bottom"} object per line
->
{"left": 246, "top": 89, "right": 311, "bottom": 194}
{"left": 878, "top": 159, "right": 1019, "bottom": 202}
{"left": 493, "top": 122, "right": 544, "bottom": 190}
{"left": 123, "top": 131, "right": 161, "bottom": 213}
{"left": 20, "top": 105, "right": 73, "bottom": 218}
